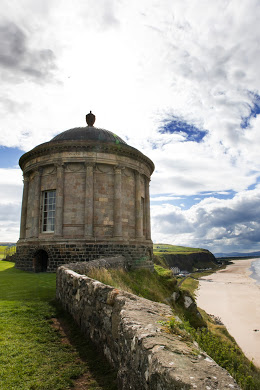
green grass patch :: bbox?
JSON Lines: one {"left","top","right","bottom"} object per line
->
{"left": 179, "top": 277, "right": 199, "bottom": 298}
{"left": 153, "top": 243, "right": 208, "bottom": 255}
{"left": 87, "top": 265, "right": 177, "bottom": 303}
{"left": 152, "top": 253, "right": 169, "bottom": 268}
{"left": 0, "top": 245, "right": 16, "bottom": 259}
{"left": 178, "top": 269, "right": 217, "bottom": 298}
{"left": 0, "top": 246, "right": 8, "bottom": 259}
{"left": 0, "top": 261, "right": 117, "bottom": 390}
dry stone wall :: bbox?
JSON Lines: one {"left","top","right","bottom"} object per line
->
{"left": 56, "top": 257, "right": 241, "bottom": 390}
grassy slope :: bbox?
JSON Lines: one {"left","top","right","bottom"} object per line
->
{"left": 0, "top": 261, "right": 117, "bottom": 390}
{"left": 87, "top": 266, "right": 177, "bottom": 304}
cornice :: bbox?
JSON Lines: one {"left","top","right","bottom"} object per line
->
{"left": 19, "top": 140, "right": 155, "bottom": 174}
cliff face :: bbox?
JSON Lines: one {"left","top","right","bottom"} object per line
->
{"left": 162, "top": 250, "right": 217, "bottom": 272}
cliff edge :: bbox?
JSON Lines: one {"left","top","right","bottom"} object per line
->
{"left": 153, "top": 244, "right": 217, "bottom": 272}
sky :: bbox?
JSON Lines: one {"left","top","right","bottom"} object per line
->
{"left": 1, "top": 0, "right": 260, "bottom": 254}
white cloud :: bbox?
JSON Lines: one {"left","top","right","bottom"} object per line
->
{"left": 0, "top": 168, "right": 22, "bottom": 187}
{"left": 151, "top": 187, "right": 260, "bottom": 252}
{"left": 0, "top": 21, "right": 57, "bottom": 83}
{"left": 0, "top": 169, "right": 22, "bottom": 241}
{"left": 151, "top": 195, "right": 182, "bottom": 202}
{"left": 0, "top": 1, "right": 260, "bottom": 250}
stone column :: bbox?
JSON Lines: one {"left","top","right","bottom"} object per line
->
{"left": 114, "top": 166, "right": 122, "bottom": 237}
{"left": 55, "top": 162, "right": 64, "bottom": 236}
{"left": 32, "top": 168, "right": 42, "bottom": 237}
{"left": 84, "top": 163, "right": 94, "bottom": 238}
{"left": 20, "top": 173, "right": 29, "bottom": 239}
{"left": 145, "top": 176, "right": 151, "bottom": 240}
{"left": 135, "top": 171, "right": 142, "bottom": 238}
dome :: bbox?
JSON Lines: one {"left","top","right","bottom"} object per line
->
{"left": 51, "top": 126, "right": 127, "bottom": 145}
{"left": 19, "top": 112, "right": 154, "bottom": 175}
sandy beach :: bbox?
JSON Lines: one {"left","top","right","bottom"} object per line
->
{"left": 196, "top": 259, "right": 260, "bottom": 367}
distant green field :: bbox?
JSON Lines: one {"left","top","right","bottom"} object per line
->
{"left": 0, "top": 245, "right": 16, "bottom": 259}
{"left": 0, "top": 246, "right": 8, "bottom": 260}
{"left": 153, "top": 243, "right": 207, "bottom": 255}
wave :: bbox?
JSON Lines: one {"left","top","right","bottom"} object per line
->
{"left": 250, "top": 259, "right": 260, "bottom": 285}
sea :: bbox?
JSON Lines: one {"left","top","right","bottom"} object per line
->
{"left": 250, "top": 259, "right": 260, "bottom": 285}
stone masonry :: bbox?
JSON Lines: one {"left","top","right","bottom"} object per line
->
{"left": 56, "top": 258, "right": 241, "bottom": 390}
{"left": 15, "top": 116, "right": 154, "bottom": 272}
{"left": 15, "top": 242, "right": 153, "bottom": 272}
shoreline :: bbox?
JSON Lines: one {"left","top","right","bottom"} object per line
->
{"left": 196, "top": 259, "right": 260, "bottom": 367}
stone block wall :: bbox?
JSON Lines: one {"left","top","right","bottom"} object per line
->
{"left": 14, "top": 242, "right": 153, "bottom": 272}
{"left": 21, "top": 159, "right": 150, "bottom": 241}
{"left": 56, "top": 259, "right": 241, "bottom": 390}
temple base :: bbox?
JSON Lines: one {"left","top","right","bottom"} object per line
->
{"left": 14, "top": 240, "right": 154, "bottom": 272}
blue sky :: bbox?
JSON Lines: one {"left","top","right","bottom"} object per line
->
{"left": 0, "top": 147, "right": 23, "bottom": 168}
{"left": 159, "top": 118, "right": 208, "bottom": 143}
{"left": 151, "top": 190, "right": 236, "bottom": 210}
{"left": 0, "top": 0, "right": 260, "bottom": 254}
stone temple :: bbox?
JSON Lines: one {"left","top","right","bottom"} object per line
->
{"left": 15, "top": 112, "right": 154, "bottom": 272}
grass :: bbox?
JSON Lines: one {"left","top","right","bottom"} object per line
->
{"left": 0, "top": 245, "right": 8, "bottom": 259}
{"left": 0, "top": 245, "right": 16, "bottom": 259}
{"left": 0, "top": 261, "right": 117, "bottom": 390}
{"left": 87, "top": 265, "right": 177, "bottom": 303}
{"left": 179, "top": 277, "right": 199, "bottom": 298}
{"left": 153, "top": 243, "right": 208, "bottom": 256}
{"left": 2, "top": 258, "right": 259, "bottom": 389}
{"left": 178, "top": 269, "right": 218, "bottom": 298}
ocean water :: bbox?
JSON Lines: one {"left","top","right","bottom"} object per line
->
{"left": 250, "top": 259, "right": 260, "bottom": 285}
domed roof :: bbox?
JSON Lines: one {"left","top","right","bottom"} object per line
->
{"left": 51, "top": 126, "right": 127, "bottom": 145}
{"left": 19, "top": 112, "right": 155, "bottom": 174}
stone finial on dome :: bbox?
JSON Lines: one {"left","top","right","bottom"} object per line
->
{"left": 86, "top": 111, "right": 96, "bottom": 126}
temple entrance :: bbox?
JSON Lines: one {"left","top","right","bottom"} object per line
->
{"left": 33, "top": 250, "right": 48, "bottom": 272}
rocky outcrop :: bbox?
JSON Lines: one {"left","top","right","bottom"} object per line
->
{"left": 161, "top": 251, "right": 217, "bottom": 272}
{"left": 56, "top": 258, "right": 240, "bottom": 390}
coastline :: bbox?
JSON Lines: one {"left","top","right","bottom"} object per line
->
{"left": 196, "top": 259, "right": 260, "bottom": 367}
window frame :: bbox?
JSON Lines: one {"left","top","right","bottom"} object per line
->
{"left": 42, "top": 190, "right": 56, "bottom": 233}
